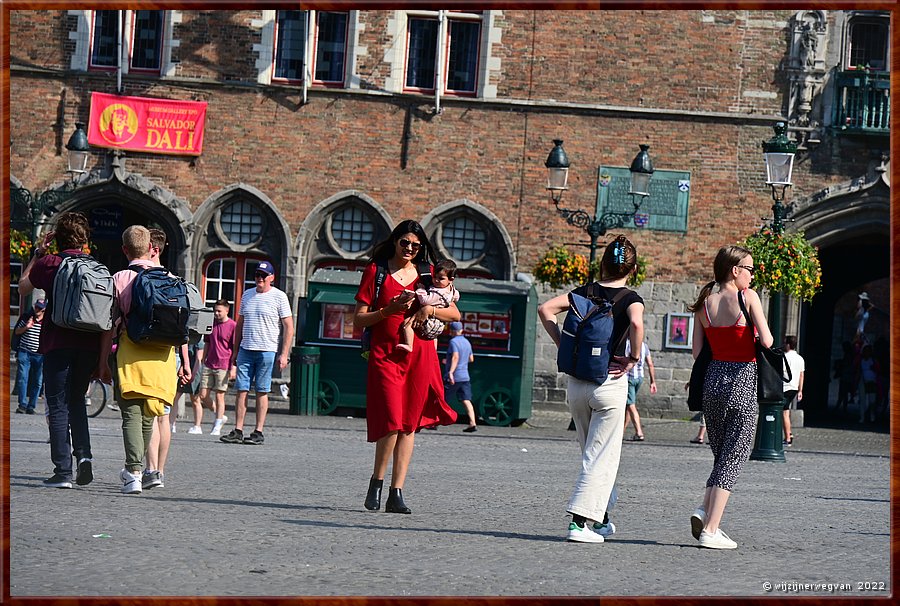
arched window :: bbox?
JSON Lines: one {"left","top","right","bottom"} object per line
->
{"left": 218, "top": 199, "right": 265, "bottom": 246}
{"left": 329, "top": 206, "right": 376, "bottom": 253}
{"left": 441, "top": 216, "right": 486, "bottom": 262}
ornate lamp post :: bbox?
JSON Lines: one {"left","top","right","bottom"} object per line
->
{"left": 10, "top": 123, "right": 90, "bottom": 304}
{"left": 750, "top": 121, "right": 798, "bottom": 463}
{"left": 545, "top": 140, "right": 654, "bottom": 271}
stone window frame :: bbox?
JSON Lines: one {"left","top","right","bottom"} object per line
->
{"left": 422, "top": 200, "right": 515, "bottom": 279}
{"left": 69, "top": 9, "right": 182, "bottom": 76}
{"left": 384, "top": 10, "right": 500, "bottom": 99}
{"left": 255, "top": 10, "right": 358, "bottom": 88}
{"left": 326, "top": 204, "right": 378, "bottom": 255}
{"left": 214, "top": 197, "right": 268, "bottom": 251}
{"left": 844, "top": 13, "right": 890, "bottom": 71}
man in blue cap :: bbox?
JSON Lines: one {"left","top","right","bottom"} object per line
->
{"left": 220, "top": 260, "right": 294, "bottom": 445}
{"left": 444, "top": 321, "right": 477, "bottom": 432}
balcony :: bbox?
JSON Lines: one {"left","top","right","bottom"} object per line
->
{"left": 832, "top": 69, "right": 890, "bottom": 135}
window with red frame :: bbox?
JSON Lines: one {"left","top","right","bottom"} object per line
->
{"left": 274, "top": 10, "right": 349, "bottom": 85}
{"left": 405, "top": 13, "right": 482, "bottom": 95}
{"left": 202, "top": 255, "right": 270, "bottom": 318}
{"left": 130, "top": 10, "right": 165, "bottom": 72}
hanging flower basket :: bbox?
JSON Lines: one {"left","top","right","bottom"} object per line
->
{"left": 739, "top": 229, "right": 822, "bottom": 302}
{"left": 533, "top": 246, "right": 648, "bottom": 289}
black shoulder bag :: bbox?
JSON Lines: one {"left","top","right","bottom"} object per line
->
{"left": 687, "top": 331, "right": 711, "bottom": 412}
{"left": 737, "top": 291, "right": 792, "bottom": 403}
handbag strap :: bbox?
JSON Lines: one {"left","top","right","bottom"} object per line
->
{"left": 737, "top": 290, "right": 792, "bottom": 382}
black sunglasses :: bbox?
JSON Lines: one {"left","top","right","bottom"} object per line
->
{"left": 398, "top": 238, "right": 422, "bottom": 251}
{"left": 254, "top": 272, "right": 269, "bottom": 278}
{"left": 736, "top": 265, "right": 755, "bottom": 275}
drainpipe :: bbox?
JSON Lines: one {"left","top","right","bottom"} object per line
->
{"left": 302, "top": 10, "right": 311, "bottom": 105}
{"left": 117, "top": 10, "right": 124, "bottom": 93}
{"left": 434, "top": 10, "right": 445, "bottom": 114}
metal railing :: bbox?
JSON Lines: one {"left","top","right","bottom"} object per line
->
{"left": 832, "top": 69, "right": 890, "bottom": 134}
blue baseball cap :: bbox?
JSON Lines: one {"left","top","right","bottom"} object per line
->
{"left": 34, "top": 299, "right": 47, "bottom": 310}
{"left": 256, "top": 261, "right": 275, "bottom": 276}
{"left": 449, "top": 321, "right": 463, "bottom": 332}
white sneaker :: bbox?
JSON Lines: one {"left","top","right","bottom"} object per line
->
{"left": 691, "top": 507, "right": 706, "bottom": 540}
{"left": 120, "top": 468, "right": 142, "bottom": 495}
{"left": 187, "top": 425, "right": 203, "bottom": 434}
{"left": 567, "top": 522, "right": 605, "bottom": 543}
{"left": 699, "top": 528, "right": 737, "bottom": 550}
{"left": 170, "top": 423, "right": 177, "bottom": 434}
{"left": 592, "top": 521, "right": 616, "bottom": 537}
{"left": 210, "top": 416, "right": 227, "bottom": 436}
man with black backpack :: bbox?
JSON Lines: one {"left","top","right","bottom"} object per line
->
{"left": 110, "top": 225, "right": 191, "bottom": 494}
{"left": 18, "top": 211, "right": 112, "bottom": 489}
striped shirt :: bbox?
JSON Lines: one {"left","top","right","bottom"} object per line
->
{"left": 15, "top": 314, "right": 42, "bottom": 353}
{"left": 239, "top": 286, "right": 292, "bottom": 352}
{"left": 625, "top": 341, "right": 650, "bottom": 380}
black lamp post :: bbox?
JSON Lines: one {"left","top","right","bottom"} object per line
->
{"left": 750, "top": 121, "right": 797, "bottom": 463}
{"left": 10, "top": 123, "right": 90, "bottom": 304}
{"left": 545, "top": 140, "right": 654, "bottom": 272}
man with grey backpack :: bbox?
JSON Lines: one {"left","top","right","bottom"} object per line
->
{"left": 18, "top": 211, "right": 114, "bottom": 489}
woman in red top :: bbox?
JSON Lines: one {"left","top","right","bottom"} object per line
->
{"left": 354, "top": 220, "right": 459, "bottom": 513}
{"left": 687, "top": 245, "right": 773, "bottom": 550}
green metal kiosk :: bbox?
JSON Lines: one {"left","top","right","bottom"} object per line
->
{"left": 297, "top": 269, "right": 538, "bottom": 426}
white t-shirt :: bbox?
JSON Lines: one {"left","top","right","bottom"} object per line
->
{"left": 239, "top": 287, "right": 292, "bottom": 352}
{"left": 783, "top": 349, "right": 806, "bottom": 391}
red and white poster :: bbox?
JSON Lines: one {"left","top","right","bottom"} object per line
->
{"left": 88, "top": 92, "right": 207, "bottom": 156}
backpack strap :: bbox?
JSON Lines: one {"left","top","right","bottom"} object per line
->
{"left": 416, "top": 262, "right": 433, "bottom": 290}
{"left": 372, "top": 259, "right": 388, "bottom": 306}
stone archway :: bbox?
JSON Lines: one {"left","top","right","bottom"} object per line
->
{"left": 52, "top": 168, "right": 193, "bottom": 277}
{"left": 789, "top": 167, "right": 890, "bottom": 424}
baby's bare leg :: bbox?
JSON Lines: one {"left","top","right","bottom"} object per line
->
{"left": 397, "top": 316, "right": 414, "bottom": 353}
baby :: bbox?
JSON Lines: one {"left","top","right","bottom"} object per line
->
{"left": 397, "top": 259, "right": 460, "bottom": 353}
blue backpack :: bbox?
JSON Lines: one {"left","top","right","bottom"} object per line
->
{"left": 126, "top": 265, "right": 191, "bottom": 346}
{"left": 557, "top": 285, "right": 631, "bottom": 384}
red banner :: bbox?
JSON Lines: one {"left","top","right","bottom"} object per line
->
{"left": 88, "top": 92, "right": 207, "bottom": 156}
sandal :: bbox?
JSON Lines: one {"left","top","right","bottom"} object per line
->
{"left": 630, "top": 434, "right": 645, "bottom": 441}
{"left": 690, "top": 438, "right": 704, "bottom": 444}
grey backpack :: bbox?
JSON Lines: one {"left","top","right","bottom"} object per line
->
{"left": 50, "top": 252, "right": 115, "bottom": 332}
{"left": 186, "top": 282, "right": 214, "bottom": 344}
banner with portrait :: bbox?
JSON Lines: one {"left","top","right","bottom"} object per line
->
{"left": 87, "top": 92, "right": 207, "bottom": 156}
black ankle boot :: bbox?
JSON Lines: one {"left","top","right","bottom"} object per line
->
{"left": 364, "top": 477, "right": 383, "bottom": 511}
{"left": 385, "top": 487, "right": 411, "bottom": 514}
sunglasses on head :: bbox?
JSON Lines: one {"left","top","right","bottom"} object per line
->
{"left": 398, "top": 238, "right": 422, "bottom": 251}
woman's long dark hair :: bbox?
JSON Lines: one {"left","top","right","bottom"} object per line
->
{"left": 687, "top": 245, "right": 751, "bottom": 312}
{"left": 370, "top": 219, "right": 436, "bottom": 266}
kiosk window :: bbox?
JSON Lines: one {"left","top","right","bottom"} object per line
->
{"left": 321, "top": 304, "right": 363, "bottom": 340}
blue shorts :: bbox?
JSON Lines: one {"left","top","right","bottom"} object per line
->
{"left": 626, "top": 377, "right": 643, "bottom": 405}
{"left": 234, "top": 349, "right": 276, "bottom": 393}
{"left": 444, "top": 380, "right": 473, "bottom": 402}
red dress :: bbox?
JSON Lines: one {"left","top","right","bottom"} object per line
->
{"left": 356, "top": 262, "right": 457, "bottom": 442}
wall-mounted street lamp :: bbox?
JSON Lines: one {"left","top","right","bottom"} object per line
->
{"left": 544, "top": 140, "right": 654, "bottom": 266}
{"left": 11, "top": 122, "right": 91, "bottom": 303}
{"left": 750, "top": 121, "right": 798, "bottom": 464}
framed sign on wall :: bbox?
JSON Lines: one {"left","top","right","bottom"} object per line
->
{"left": 665, "top": 312, "right": 694, "bottom": 350}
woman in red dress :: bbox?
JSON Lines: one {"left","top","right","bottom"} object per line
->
{"left": 354, "top": 220, "right": 459, "bottom": 513}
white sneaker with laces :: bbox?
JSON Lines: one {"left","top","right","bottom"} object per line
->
{"left": 699, "top": 528, "right": 737, "bottom": 549}
{"left": 567, "top": 522, "right": 605, "bottom": 543}
{"left": 120, "top": 468, "right": 142, "bottom": 495}
{"left": 188, "top": 425, "right": 203, "bottom": 434}
{"left": 691, "top": 507, "right": 706, "bottom": 540}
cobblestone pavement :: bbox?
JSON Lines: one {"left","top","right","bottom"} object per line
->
{"left": 8, "top": 407, "right": 891, "bottom": 597}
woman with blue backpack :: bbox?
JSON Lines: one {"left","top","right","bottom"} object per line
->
{"left": 538, "top": 235, "right": 645, "bottom": 543}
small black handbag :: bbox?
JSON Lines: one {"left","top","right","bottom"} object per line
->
{"left": 737, "top": 291, "right": 792, "bottom": 403}
{"left": 687, "top": 334, "right": 711, "bottom": 412}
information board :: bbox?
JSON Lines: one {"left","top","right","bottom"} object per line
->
{"left": 596, "top": 167, "right": 692, "bottom": 233}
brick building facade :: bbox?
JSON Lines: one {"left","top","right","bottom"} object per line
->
{"left": 8, "top": 9, "right": 890, "bottom": 422}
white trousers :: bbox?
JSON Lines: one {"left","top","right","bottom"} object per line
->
{"left": 565, "top": 375, "right": 628, "bottom": 521}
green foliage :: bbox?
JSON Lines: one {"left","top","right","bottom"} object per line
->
{"left": 739, "top": 229, "right": 822, "bottom": 301}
